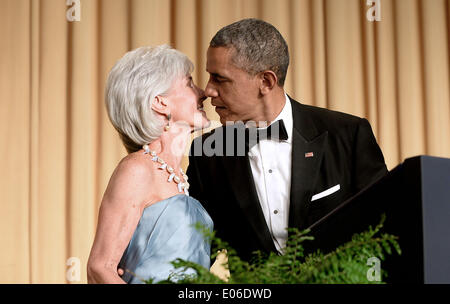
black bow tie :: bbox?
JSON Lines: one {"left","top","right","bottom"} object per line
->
{"left": 245, "top": 119, "right": 288, "bottom": 150}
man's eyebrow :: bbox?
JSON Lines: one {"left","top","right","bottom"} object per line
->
{"left": 209, "top": 72, "right": 228, "bottom": 79}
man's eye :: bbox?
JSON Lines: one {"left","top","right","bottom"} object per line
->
{"left": 213, "top": 76, "right": 225, "bottom": 83}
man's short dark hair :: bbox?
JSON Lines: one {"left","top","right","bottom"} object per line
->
{"left": 210, "top": 18, "right": 290, "bottom": 86}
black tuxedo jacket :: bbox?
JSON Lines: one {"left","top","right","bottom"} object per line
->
{"left": 187, "top": 97, "right": 387, "bottom": 261}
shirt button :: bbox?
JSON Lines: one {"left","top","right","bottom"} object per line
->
{"left": 273, "top": 210, "right": 279, "bottom": 214}
{"left": 268, "top": 169, "right": 273, "bottom": 173}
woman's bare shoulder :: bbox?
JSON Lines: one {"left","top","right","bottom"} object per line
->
{"left": 104, "top": 151, "right": 156, "bottom": 207}
{"left": 115, "top": 150, "right": 155, "bottom": 177}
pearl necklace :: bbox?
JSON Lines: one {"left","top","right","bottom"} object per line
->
{"left": 142, "top": 144, "right": 189, "bottom": 195}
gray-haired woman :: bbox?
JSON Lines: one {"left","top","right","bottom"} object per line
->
{"left": 87, "top": 45, "right": 212, "bottom": 284}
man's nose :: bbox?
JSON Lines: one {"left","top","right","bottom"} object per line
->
{"left": 204, "top": 80, "right": 218, "bottom": 98}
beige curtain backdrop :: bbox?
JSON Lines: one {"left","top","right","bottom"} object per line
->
{"left": 1, "top": 0, "right": 449, "bottom": 283}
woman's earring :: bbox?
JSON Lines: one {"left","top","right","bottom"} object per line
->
{"left": 164, "top": 113, "right": 171, "bottom": 131}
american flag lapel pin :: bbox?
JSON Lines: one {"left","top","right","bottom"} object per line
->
{"left": 305, "top": 152, "right": 314, "bottom": 158}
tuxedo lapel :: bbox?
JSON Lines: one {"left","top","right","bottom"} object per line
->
{"left": 288, "top": 99, "right": 328, "bottom": 230}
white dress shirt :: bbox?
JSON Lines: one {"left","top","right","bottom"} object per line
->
{"left": 247, "top": 94, "right": 293, "bottom": 254}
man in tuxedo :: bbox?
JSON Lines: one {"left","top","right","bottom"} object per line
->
{"left": 187, "top": 18, "right": 387, "bottom": 261}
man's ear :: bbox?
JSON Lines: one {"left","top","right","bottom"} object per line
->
{"left": 259, "top": 70, "right": 278, "bottom": 95}
{"left": 151, "top": 95, "right": 169, "bottom": 116}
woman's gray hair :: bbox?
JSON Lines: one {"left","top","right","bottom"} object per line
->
{"left": 210, "top": 18, "right": 289, "bottom": 86}
{"left": 105, "top": 44, "right": 193, "bottom": 154}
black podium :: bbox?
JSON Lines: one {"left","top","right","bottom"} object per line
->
{"left": 304, "top": 155, "right": 450, "bottom": 283}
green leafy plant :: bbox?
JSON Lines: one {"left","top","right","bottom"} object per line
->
{"left": 147, "top": 214, "right": 401, "bottom": 284}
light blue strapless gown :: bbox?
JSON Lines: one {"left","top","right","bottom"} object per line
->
{"left": 118, "top": 194, "right": 213, "bottom": 284}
